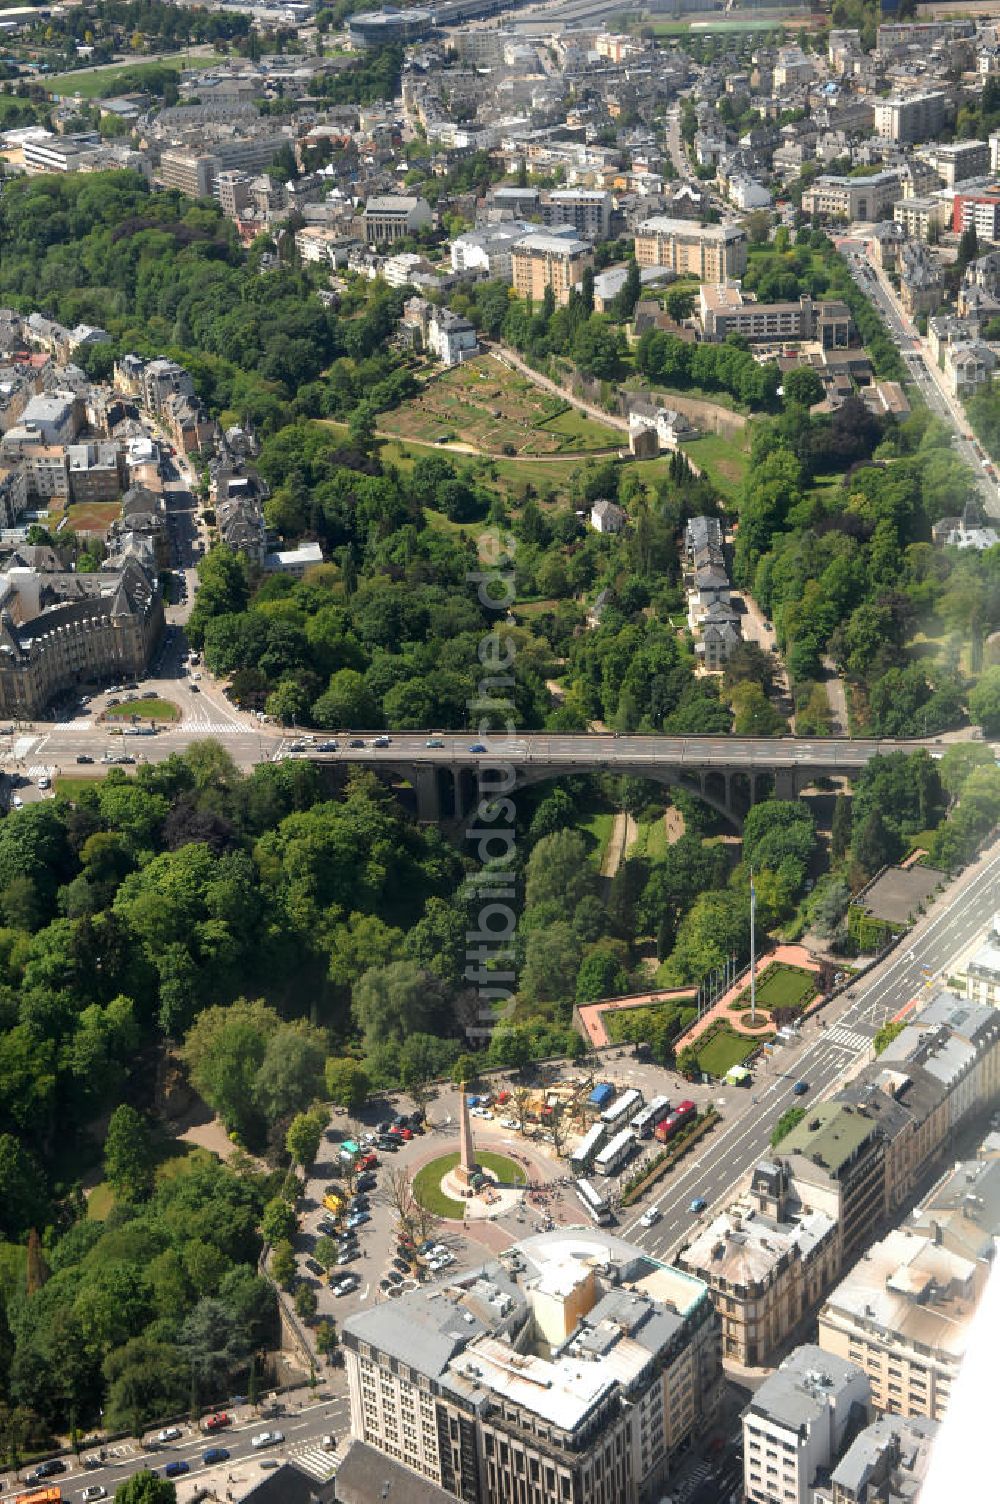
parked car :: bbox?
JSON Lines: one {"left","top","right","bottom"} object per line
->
{"left": 359, "top": 1152, "right": 378, "bottom": 1169}
{"left": 204, "top": 1413, "right": 230, "bottom": 1432}
{"left": 164, "top": 1463, "right": 190, "bottom": 1479}
{"left": 202, "top": 1449, "right": 230, "bottom": 1466}
{"left": 333, "top": 1274, "right": 359, "bottom": 1296}
{"left": 387, "top": 1269, "right": 403, "bottom": 1285}
{"left": 336, "top": 1248, "right": 357, "bottom": 1265}
{"left": 356, "top": 1172, "right": 377, "bottom": 1191}
{"left": 251, "top": 1432, "right": 284, "bottom": 1450}
{"left": 26, "top": 1462, "right": 66, "bottom": 1481}
{"left": 499, "top": 1117, "right": 518, "bottom": 1130}
{"left": 392, "top": 1256, "right": 411, "bottom": 1274}
{"left": 347, "top": 1211, "right": 370, "bottom": 1228}
{"left": 156, "top": 1428, "right": 182, "bottom": 1444}
{"left": 304, "top": 1257, "right": 325, "bottom": 1277}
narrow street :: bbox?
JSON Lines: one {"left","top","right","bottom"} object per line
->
{"left": 837, "top": 237, "right": 1000, "bottom": 518}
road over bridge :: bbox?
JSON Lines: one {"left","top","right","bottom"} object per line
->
{"left": 4, "top": 725, "right": 958, "bottom": 825}
{"left": 305, "top": 731, "right": 953, "bottom": 825}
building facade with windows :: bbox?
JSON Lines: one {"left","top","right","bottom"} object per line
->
{"left": 633, "top": 217, "right": 747, "bottom": 280}
{"left": 743, "top": 1345, "right": 870, "bottom": 1504}
{"left": 511, "top": 233, "right": 594, "bottom": 306}
{"left": 0, "top": 558, "right": 164, "bottom": 716}
{"left": 343, "top": 1230, "right": 721, "bottom": 1504}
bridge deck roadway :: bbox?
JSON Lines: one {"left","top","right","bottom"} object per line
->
{"left": 304, "top": 731, "right": 948, "bottom": 773}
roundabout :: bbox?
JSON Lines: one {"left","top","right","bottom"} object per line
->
{"left": 412, "top": 1149, "right": 527, "bottom": 1220}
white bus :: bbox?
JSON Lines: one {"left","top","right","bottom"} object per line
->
{"left": 593, "top": 1128, "right": 637, "bottom": 1177}
{"left": 569, "top": 1121, "right": 607, "bottom": 1175}
{"left": 600, "top": 1087, "right": 644, "bottom": 1131}
{"left": 632, "top": 1096, "right": 671, "bottom": 1140}
{"left": 575, "top": 1178, "right": 612, "bottom": 1226}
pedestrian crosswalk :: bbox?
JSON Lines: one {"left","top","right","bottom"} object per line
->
{"left": 54, "top": 718, "right": 94, "bottom": 730}
{"left": 181, "top": 719, "right": 248, "bottom": 734}
{"left": 824, "top": 1024, "right": 872, "bottom": 1052}
{"left": 27, "top": 764, "right": 52, "bottom": 779}
{"left": 288, "top": 1443, "right": 339, "bottom": 1481}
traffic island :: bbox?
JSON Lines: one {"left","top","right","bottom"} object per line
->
{"left": 413, "top": 1151, "right": 527, "bottom": 1221}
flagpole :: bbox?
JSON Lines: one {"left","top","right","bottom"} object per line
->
{"left": 750, "top": 866, "right": 756, "bottom": 1030}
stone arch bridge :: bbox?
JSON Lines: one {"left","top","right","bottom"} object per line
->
{"left": 306, "top": 732, "right": 948, "bottom": 829}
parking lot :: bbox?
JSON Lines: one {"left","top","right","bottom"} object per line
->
{"left": 287, "top": 1060, "right": 757, "bottom": 1332}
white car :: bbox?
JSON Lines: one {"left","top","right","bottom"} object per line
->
{"left": 81, "top": 1488, "right": 107, "bottom": 1502}
{"left": 639, "top": 1206, "right": 661, "bottom": 1228}
{"left": 499, "top": 1117, "right": 518, "bottom": 1130}
{"left": 472, "top": 1108, "right": 493, "bottom": 1120}
{"left": 37, "top": 776, "right": 50, "bottom": 790}
{"left": 251, "top": 1431, "right": 284, "bottom": 1449}
{"left": 156, "top": 1428, "right": 182, "bottom": 1444}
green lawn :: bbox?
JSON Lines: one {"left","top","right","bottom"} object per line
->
{"left": 105, "top": 697, "right": 179, "bottom": 722}
{"left": 322, "top": 420, "right": 670, "bottom": 507}
{"left": 86, "top": 1182, "right": 115, "bottom": 1221}
{"left": 696, "top": 1026, "right": 767, "bottom": 1079}
{"left": 534, "top": 406, "right": 621, "bottom": 451}
{"left": 55, "top": 774, "right": 109, "bottom": 799}
{"left": 46, "top": 58, "right": 184, "bottom": 100}
{"left": 648, "top": 18, "right": 784, "bottom": 34}
{"left": 412, "top": 1151, "right": 526, "bottom": 1219}
{"left": 579, "top": 807, "right": 615, "bottom": 869}
{"left": 682, "top": 431, "right": 750, "bottom": 503}
{"left": 750, "top": 964, "right": 817, "bottom": 1012}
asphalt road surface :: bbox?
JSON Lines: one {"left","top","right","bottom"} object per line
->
{"left": 622, "top": 836, "right": 1000, "bottom": 1260}
{"left": 1, "top": 1391, "right": 350, "bottom": 1503}
{"left": 838, "top": 238, "right": 999, "bottom": 518}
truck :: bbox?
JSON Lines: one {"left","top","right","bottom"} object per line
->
{"left": 588, "top": 1082, "right": 615, "bottom": 1110}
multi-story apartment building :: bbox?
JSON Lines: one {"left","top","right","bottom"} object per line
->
{"left": 698, "top": 284, "right": 852, "bottom": 347}
{"left": 966, "top": 912, "right": 1000, "bottom": 1004}
{"left": 802, "top": 171, "right": 904, "bottom": 223}
{"left": 952, "top": 187, "right": 1000, "bottom": 241}
{"left": 158, "top": 149, "right": 216, "bottom": 199}
{"left": 450, "top": 222, "right": 534, "bottom": 282}
{"left": 634, "top": 217, "right": 747, "bottom": 280}
{"left": 817, "top": 1227, "right": 982, "bottom": 1422}
{"left": 363, "top": 195, "right": 433, "bottom": 246}
{"left": 743, "top": 1345, "right": 871, "bottom": 1504}
{"left": 923, "top": 139, "right": 990, "bottom": 188}
{"left": 22, "top": 131, "right": 101, "bottom": 174}
{"left": 342, "top": 1229, "right": 721, "bottom": 1504}
{"left": 873, "top": 91, "right": 949, "bottom": 144}
{"left": 779, "top": 1104, "right": 888, "bottom": 1269}
{"left": 0, "top": 465, "right": 27, "bottom": 528}
{"left": 679, "top": 1160, "right": 838, "bottom": 1368}
{"left": 66, "top": 441, "right": 122, "bottom": 504}
{"left": 541, "top": 189, "right": 613, "bottom": 241}
{"left": 0, "top": 557, "right": 163, "bottom": 717}
{"left": 511, "top": 232, "right": 594, "bottom": 306}
{"left": 816, "top": 1412, "right": 937, "bottom": 1503}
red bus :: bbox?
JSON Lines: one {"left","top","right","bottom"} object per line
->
{"left": 654, "top": 1100, "right": 696, "bottom": 1144}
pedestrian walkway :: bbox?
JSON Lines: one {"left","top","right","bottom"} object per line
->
{"left": 288, "top": 1442, "right": 339, "bottom": 1481}
{"left": 824, "top": 1023, "right": 871, "bottom": 1053}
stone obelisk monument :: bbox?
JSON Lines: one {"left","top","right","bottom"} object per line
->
{"left": 454, "top": 1083, "right": 479, "bottom": 1189}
